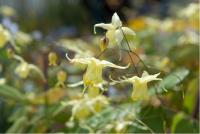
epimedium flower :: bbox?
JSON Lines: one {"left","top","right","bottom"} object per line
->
{"left": 0, "top": 24, "right": 10, "bottom": 48}
{"left": 56, "top": 70, "right": 67, "bottom": 87}
{"left": 111, "top": 71, "right": 161, "bottom": 101}
{"left": 66, "top": 53, "right": 129, "bottom": 89}
{"left": 94, "top": 12, "right": 136, "bottom": 47}
{"left": 62, "top": 95, "right": 109, "bottom": 121}
{"left": 13, "top": 54, "right": 46, "bottom": 81}
{"left": 15, "top": 62, "right": 30, "bottom": 78}
{"left": 0, "top": 24, "right": 19, "bottom": 51}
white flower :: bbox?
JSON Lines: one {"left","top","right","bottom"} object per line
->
{"left": 94, "top": 13, "right": 136, "bottom": 46}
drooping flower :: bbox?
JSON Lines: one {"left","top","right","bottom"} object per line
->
{"left": 48, "top": 52, "right": 57, "bottom": 66}
{"left": 56, "top": 70, "right": 67, "bottom": 87}
{"left": 111, "top": 71, "right": 161, "bottom": 101}
{"left": 13, "top": 54, "right": 46, "bottom": 81}
{"left": 66, "top": 53, "right": 129, "bottom": 89}
{"left": 94, "top": 13, "right": 136, "bottom": 47}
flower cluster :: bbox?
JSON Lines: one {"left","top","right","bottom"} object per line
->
{"left": 64, "top": 13, "right": 162, "bottom": 122}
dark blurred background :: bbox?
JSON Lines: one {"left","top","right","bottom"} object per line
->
{"left": 0, "top": 0, "right": 193, "bottom": 37}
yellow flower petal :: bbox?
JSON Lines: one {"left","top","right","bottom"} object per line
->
{"left": 131, "top": 79, "right": 148, "bottom": 101}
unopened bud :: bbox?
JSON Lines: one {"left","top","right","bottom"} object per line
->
{"left": 48, "top": 52, "right": 57, "bottom": 66}
{"left": 57, "top": 70, "right": 67, "bottom": 83}
{"left": 99, "top": 36, "right": 109, "bottom": 52}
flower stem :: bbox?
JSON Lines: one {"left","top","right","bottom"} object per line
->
{"left": 120, "top": 28, "right": 140, "bottom": 76}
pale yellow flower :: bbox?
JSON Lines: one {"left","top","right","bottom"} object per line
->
{"left": 15, "top": 62, "right": 30, "bottom": 78}
{"left": 111, "top": 71, "right": 161, "bottom": 101}
{"left": 62, "top": 95, "right": 109, "bottom": 120}
{"left": 0, "top": 25, "right": 10, "bottom": 48}
{"left": 94, "top": 13, "right": 136, "bottom": 46}
{"left": 14, "top": 54, "right": 46, "bottom": 81}
{"left": 66, "top": 53, "right": 129, "bottom": 88}
{"left": 178, "top": 3, "right": 199, "bottom": 19}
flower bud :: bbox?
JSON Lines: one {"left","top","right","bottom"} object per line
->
{"left": 56, "top": 70, "right": 67, "bottom": 87}
{"left": 48, "top": 52, "right": 57, "bottom": 66}
{"left": 99, "top": 36, "right": 109, "bottom": 52}
{"left": 57, "top": 70, "right": 67, "bottom": 83}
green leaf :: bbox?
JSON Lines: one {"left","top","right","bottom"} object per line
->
{"left": 171, "top": 112, "right": 199, "bottom": 133}
{"left": 0, "top": 84, "right": 26, "bottom": 102}
{"left": 128, "top": 106, "right": 165, "bottom": 133}
{"left": 149, "top": 68, "right": 189, "bottom": 95}
{"left": 6, "top": 116, "right": 28, "bottom": 133}
{"left": 183, "top": 78, "right": 198, "bottom": 114}
{"left": 75, "top": 103, "right": 141, "bottom": 133}
{"left": 8, "top": 107, "right": 27, "bottom": 122}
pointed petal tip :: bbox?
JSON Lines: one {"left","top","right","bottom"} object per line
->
{"left": 66, "top": 53, "right": 72, "bottom": 62}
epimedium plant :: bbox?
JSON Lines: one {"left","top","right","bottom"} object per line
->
{"left": 0, "top": 4, "right": 198, "bottom": 133}
{"left": 61, "top": 13, "right": 164, "bottom": 132}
